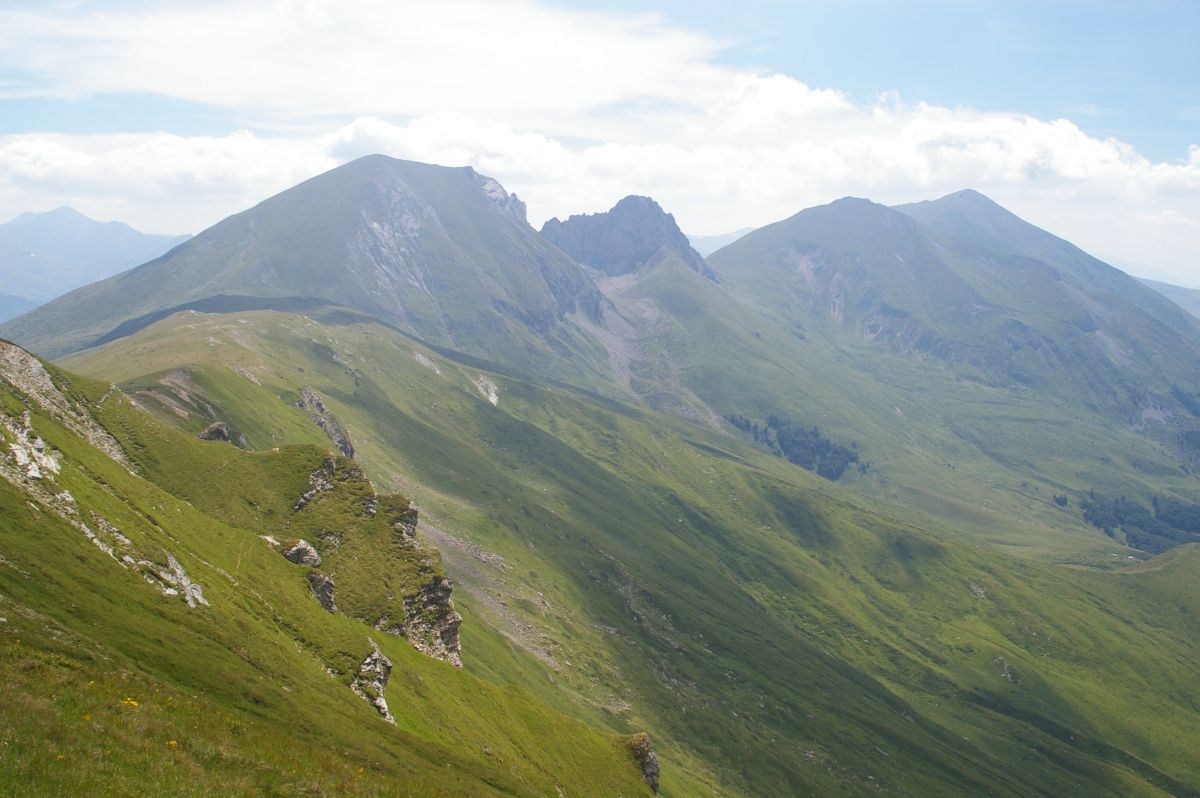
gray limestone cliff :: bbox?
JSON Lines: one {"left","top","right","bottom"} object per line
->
{"left": 541, "top": 195, "right": 716, "bottom": 280}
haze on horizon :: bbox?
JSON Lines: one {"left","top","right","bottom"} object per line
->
{"left": 0, "top": 0, "right": 1196, "bottom": 284}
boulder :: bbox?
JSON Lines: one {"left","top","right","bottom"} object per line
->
{"left": 283, "top": 539, "right": 321, "bottom": 567}
{"left": 308, "top": 572, "right": 337, "bottom": 612}
{"left": 629, "top": 733, "right": 660, "bottom": 794}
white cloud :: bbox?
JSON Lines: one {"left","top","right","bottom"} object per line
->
{"left": 0, "top": 1, "right": 1197, "bottom": 281}
{"left": 0, "top": 0, "right": 726, "bottom": 136}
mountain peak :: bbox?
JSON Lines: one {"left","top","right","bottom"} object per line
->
{"left": 8, "top": 205, "right": 98, "bottom": 229}
{"left": 540, "top": 194, "right": 714, "bottom": 279}
{"left": 0, "top": 156, "right": 601, "bottom": 367}
{"left": 894, "top": 188, "right": 1018, "bottom": 225}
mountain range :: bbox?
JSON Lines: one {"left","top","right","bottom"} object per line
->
{"left": 0, "top": 206, "right": 189, "bottom": 321}
{"left": 4, "top": 155, "right": 1200, "bottom": 797}
{"left": 1140, "top": 276, "right": 1200, "bottom": 319}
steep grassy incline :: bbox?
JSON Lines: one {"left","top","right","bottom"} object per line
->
{"left": 0, "top": 340, "right": 655, "bottom": 797}
{"left": 63, "top": 309, "right": 1200, "bottom": 797}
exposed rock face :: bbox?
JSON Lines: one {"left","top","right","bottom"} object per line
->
{"left": 541, "top": 195, "right": 716, "bottom": 280}
{"left": 162, "top": 551, "right": 209, "bottom": 608}
{"left": 296, "top": 387, "right": 354, "bottom": 458}
{"left": 350, "top": 639, "right": 394, "bottom": 723}
{"left": 293, "top": 457, "right": 337, "bottom": 511}
{"left": 628, "top": 733, "right": 661, "bottom": 794}
{"left": 198, "top": 421, "right": 230, "bottom": 441}
{"left": 397, "top": 576, "right": 463, "bottom": 668}
{"left": 0, "top": 340, "right": 128, "bottom": 464}
{"left": 5, "top": 410, "right": 60, "bottom": 479}
{"left": 473, "top": 375, "right": 499, "bottom": 406}
{"left": 308, "top": 572, "right": 337, "bottom": 612}
{"left": 391, "top": 505, "right": 419, "bottom": 542}
{"left": 472, "top": 169, "right": 527, "bottom": 223}
{"left": 283, "top": 539, "right": 322, "bottom": 567}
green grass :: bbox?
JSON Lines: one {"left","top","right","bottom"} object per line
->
{"left": 0, "top": 358, "right": 655, "bottom": 797}
{"left": 56, "top": 309, "right": 1200, "bottom": 796}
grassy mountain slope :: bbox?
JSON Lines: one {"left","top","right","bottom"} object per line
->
{"left": 0, "top": 158, "right": 610, "bottom": 390}
{"left": 61, "top": 308, "right": 1200, "bottom": 797}
{"left": 10, "top": 163, "right": 1195, "bottom": 565}
{"left": 896, "top": 191, "right": 1200, "bottom": 339}
{"left": 0, "top": 340, "right": 654, "bottom": 797}
{"left": 714, "top": 195, "right": 1200, "bottom": 421}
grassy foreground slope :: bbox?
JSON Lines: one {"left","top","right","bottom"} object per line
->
{"left": 0, "top": 340, "right": 654, "bottom": 797}
{"left": 64, "top": 308, "right": 1200, "bottom": 797}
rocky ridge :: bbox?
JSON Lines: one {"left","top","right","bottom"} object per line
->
{"left": 286, "top": 455, "right": 463, "bottom": 668}
{"left": 0, "top": 348, "right": 207, "bottom": 610}
{"left": 296, "top": 387, "right": 355, "bottom": 458}
{"left": 541, "top": 195, "right": 716, "bottom": 280}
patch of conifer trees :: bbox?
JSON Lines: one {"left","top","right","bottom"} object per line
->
{"left": 1080, "top": 490, "right": 1200, "bottom": 553}
{"left": 725, "top": 414, "right": 864, "bottom": 480}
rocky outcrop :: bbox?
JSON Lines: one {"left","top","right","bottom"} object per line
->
{"left": 473, "top": 375, "right": 499, "bottom": 406}
{"left": 350, "top": 639, "right": 394, "bottom": 723}
{"left": 472, "top": 169, "right": 527, "bottom": 224}
{"left": 293, "top": 458, "right": 337, "bottom": 511}
{"left": 0, "top": 340, "right": 128, "bottom": 464}
{"left": 628, "top": 733, "right": 661, "bottom": 794}
{"left": 309, "top": 572, "right": 337, "bottom": 612}
{"left": 198, "top": 421, "right": 230, "bottom": 441}
{"left": 372, "top": 574, "right": 463, "bottom": 669}
{"left": 290, "top": 455, "right": 462, "bottom": 667}
{"left": 296, "top": 387, "right": 354, "bottom": 458}
{"left": 391, "top": 505, "right": 419, "bottom": 543}
{"left": 162, "top": 551, "right": 209, "bottom": 608}
{"left": 541, "top": 195, "right": 716, "bottom": 280}
{"left": 283, "top": 539, "right": 321, "bottom": 567}
{"left": 398, "top": 577, "right": 463, "bottom": 668}
{"left": 5, "top": 410, "right": 60, "bottom": 480}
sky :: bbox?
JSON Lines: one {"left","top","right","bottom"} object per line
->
{"left": 0, "top": 0, "right": 1197, "bottom": 283}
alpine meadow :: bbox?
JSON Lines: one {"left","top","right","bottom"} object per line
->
{"left": 1, "top": 3, "right": 1199, "bottom": 797}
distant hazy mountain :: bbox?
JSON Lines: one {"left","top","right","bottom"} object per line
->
{"left": 0, "top": 292, "right": 35, "bottom": 323}
{"left": 1, "top": 157, "right": 606, "bottom": 382}
{"left": 687, "top": 227, "right": 754, "bottom": 256}
{"left": 0, "top": 206, "right": 188, "bottom": 314}
{"left": 1140, "top": 277, "right": 1200, "bottom": 319}
{"left": 541, "top": 195, "right": 716, "bottom": 279}
{"left": 895, "top": 189, "right": 1199, "bottom": 336}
